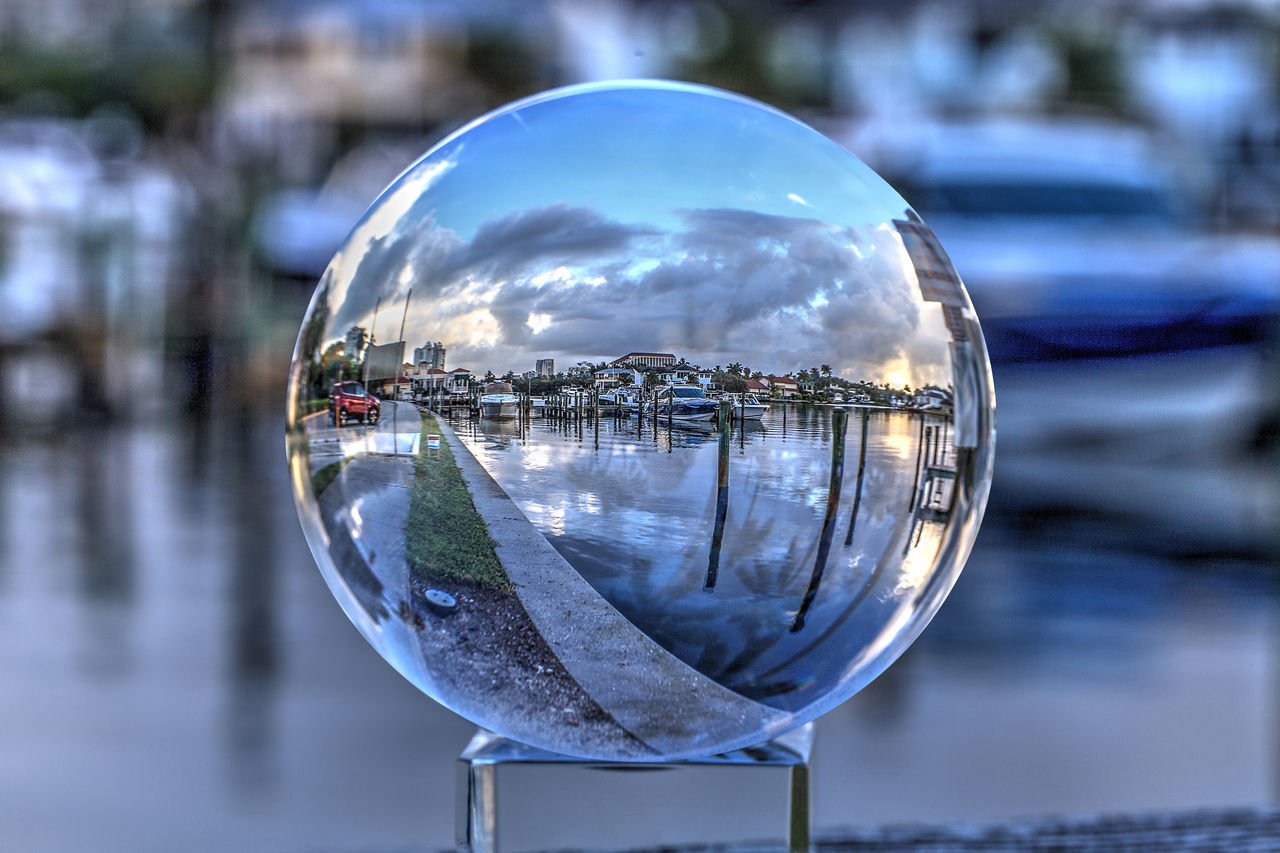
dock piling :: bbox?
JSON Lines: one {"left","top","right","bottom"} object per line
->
{"left": 704, "top": 400, "right": 733, "bottom": 590}
{"left": 844, "top": 408, "right": 869, "bottom": 546}
{"left": 792, "top": 408, "right": 848, "bottom": 632}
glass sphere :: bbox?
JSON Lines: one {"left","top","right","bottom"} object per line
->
{"left": 286, "top": 81, "right": 995, "bottom": 761}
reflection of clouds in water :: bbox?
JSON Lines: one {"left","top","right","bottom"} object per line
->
{"left": 325, "top": 196, "right": 950, "bottom": 387}
{"left": 896, "top": 525, "right": 943, "bottom": 596}
{"left": 458, "top": 408, "right": 949, "bottom": 711}
{"left": 521, "top": 501, "right": 566, "bottom": 538}
{"left": 521, "top": 443, "right": 552, "bottom": 472}
{"left": 877, "top": 425, "right": 917, "bottom": 463}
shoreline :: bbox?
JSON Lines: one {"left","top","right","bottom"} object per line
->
{"left": 430, "top": 410, "right": 792, "bottom": 760}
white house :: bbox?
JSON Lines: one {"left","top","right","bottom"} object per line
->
{"left": 593, "top": 367, "right": 640, "bottom": 388}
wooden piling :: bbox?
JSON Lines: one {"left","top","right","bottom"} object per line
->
{"left": 844, "top": 408, "right": 869, "bottom": 546}
{"left": 792, "top": 408, "right": 848, "bottom": 632}
{"left": 915, "top": 426, "right": 933, "bottom": 512}
{"left": 704, "top": 400, "right": 733, "bottom": 590}
{"left": 908, "top": 416, "right": 925, "bottom": 510}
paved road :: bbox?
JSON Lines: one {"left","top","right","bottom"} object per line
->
{"left": 302, "top": 399, "right": 421, "bottom": 475}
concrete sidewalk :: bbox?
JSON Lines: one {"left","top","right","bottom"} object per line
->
{"left": 432, "top": 415, "right": 790, "bottom": 759}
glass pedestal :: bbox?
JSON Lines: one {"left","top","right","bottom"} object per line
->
{"left": 456, "top": 723, "right": 814, "bottom": 853}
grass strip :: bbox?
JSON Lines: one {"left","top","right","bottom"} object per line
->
{"left": 310, "top": 457, "right": 352, "bottom": 495}
{"left": 406, "top": 411, "right": 512, "bottom": 591}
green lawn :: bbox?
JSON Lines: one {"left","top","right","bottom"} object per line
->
{"left": 406, "top": 412, "right": 512, "bottom": 591}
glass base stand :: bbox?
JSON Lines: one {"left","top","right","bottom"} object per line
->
{"left": 457, "top": 724, "right": 814, "bottom": 853}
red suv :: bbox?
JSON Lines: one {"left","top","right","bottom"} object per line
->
{"left": 329, "top": 381, "right": 380, "bottom": 426}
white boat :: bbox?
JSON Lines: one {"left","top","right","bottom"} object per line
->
{"left": 479, "top": 382, "right": 520, "bottom": 418}
{"left": 723, "top": 393, "right": 767, "bottom": 420}
{"left": 600, "top": 387, "right": 643, "bottom": 415}
{"left": 644, "top": 385, "right": 718, "bottom": 422}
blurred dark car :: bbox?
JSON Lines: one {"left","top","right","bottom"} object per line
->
{"left": 329, "top": 381, "right": 380, "bottom": 426}
{"left": 853, "top": 117, "right": 1280, "bottom": 559}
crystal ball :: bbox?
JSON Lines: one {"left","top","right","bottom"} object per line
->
{"left": 286, "top": 81, "right": 995, "bottom": 761}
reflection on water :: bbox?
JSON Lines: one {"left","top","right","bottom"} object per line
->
{"left": 0, "top": 412, "right": 1275, "bottom": 851}
{"left": 454, "top": 404, "right": 962, "bottom": 708}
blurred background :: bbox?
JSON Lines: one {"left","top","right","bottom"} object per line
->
{"left": 0, "top": 1, "right": 1276, "bottom": 850}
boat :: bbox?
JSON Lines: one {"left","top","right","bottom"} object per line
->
{"left": 600, "top": 387, "right": 643, "bottom": 415}
{"left": 479, "top": 382, "right": 520, "bottom": 418}
{"left": 560, "top": 388, "right": 591, "bottom": 410}
{"left": 644, "top": 385, "right": 718, "bottom": 422}
{"left": 722, "top": 393, "right": 767, "bottom": 420}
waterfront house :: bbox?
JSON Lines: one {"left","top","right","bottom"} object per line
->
{"left": 611, "top": 351, "right": 678, "bottom": 369}
{"left": 766, "top": 375, "right": 800, "bottom": 399}
{"left": 912, "top": 385, "right": 952, "bottom": 410}
{"left": 656, "top": 364, "right": 697, "bottom": 385}
{"left": 387, "top": 376, "right": 414, "bottom": 400}
{"left": 594, "top": 367, "right": 640, "bottom": 388}
{"left": 413, "top": 366, "right": 472, "bottom": 398}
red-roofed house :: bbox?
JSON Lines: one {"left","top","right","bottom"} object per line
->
{"left": 412, "top": 366, "right": 473, "bottom": 397}
{"left": 387, "top": 376, "right": 414, "bottom": 399}
{"left": 766, "top": 375, "right": 800, "bottom": 399}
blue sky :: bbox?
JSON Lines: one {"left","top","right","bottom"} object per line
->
{"left": 317, "top": 81, "right": 956, "bottom": 386}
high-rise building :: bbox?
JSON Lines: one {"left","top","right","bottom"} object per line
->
{"left": 535, "top": 358, "right": 555, "bottom": 377}
{"left": 413, "top": 341, "right": 447, "bottom": 370}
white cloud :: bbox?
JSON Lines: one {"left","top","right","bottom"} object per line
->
{"left": 326, "top": 202, "right": 953, "bottom": 386}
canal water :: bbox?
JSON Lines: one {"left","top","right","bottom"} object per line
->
{"left": 0, "top": 408, "right": 1274, "bottom": 852}
{"left": 452, "top": 404, "right": 962, "bottom": 710}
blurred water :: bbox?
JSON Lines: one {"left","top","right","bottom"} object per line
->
{"left": 0, "top": 407, "right": 1274, "bottom": 852}
{"left": 0, "top": 4, "right": 1278, "bottom": 847}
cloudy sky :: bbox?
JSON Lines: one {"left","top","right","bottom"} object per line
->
{"left": 317, "top": 81, "right": 956, "bottom": 387}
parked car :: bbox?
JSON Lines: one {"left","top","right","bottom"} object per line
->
{"left": 329, "top": 381, "right": 380, "bottom": 426}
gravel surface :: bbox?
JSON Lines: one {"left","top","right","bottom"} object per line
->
{"left": 402, "top": 565, "right": 649, "bottom": 759}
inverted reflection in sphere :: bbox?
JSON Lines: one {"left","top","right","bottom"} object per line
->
{"left": 286, "top": 81, "right": 995, "bottom": 761}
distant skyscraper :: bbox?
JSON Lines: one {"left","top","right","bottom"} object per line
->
{"left": 413, "top": 341, "right": 447, "bottom": 370}
{"left": 345, "top": 325, "right": 367, "bottom": 360}
{"left": 536, "top": 358, "right": 555, "bottom": 378}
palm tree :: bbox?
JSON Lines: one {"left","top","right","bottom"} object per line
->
{"left": 820, "top": 364, "right": 831, "bottom": 377}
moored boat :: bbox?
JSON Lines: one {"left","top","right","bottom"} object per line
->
{"left": 600, "top": 387, "right": 643, "bottom": 415}
{"left": 645, "top": 384, "right": 718, "bottom": 422}
{"left": 479, "top": 382, "right": 520, "bottom": 418}
{"left": 722, "top": 392, "right": 767, "bottom": 420}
